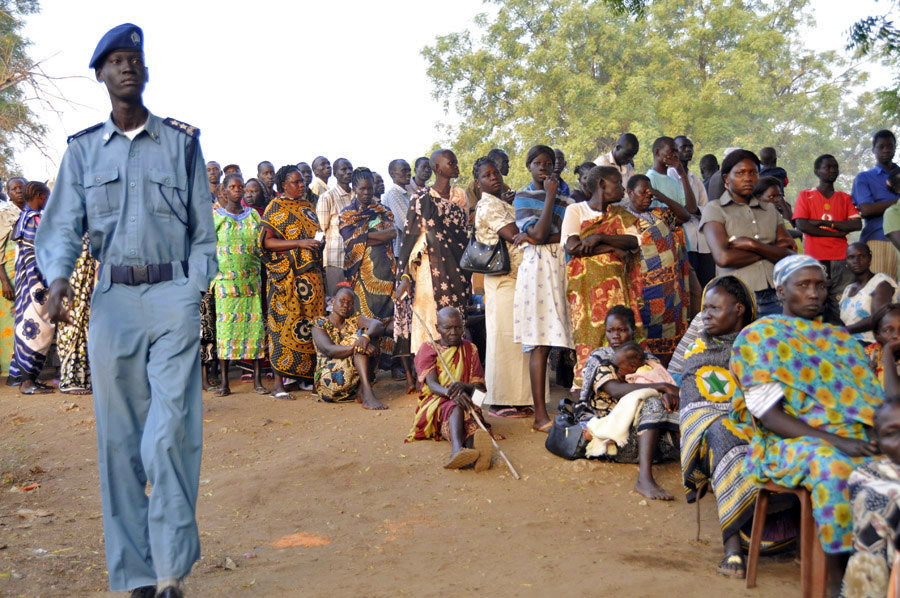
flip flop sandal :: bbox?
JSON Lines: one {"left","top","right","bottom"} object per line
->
{"left": 716, "top": 553, "right": 746, "bottom": 579}
{"left": 473, "top": 430, "right": 493, "bottom": 472}
{"left": 270, "top": 391, "right": 295, "bottom": 401}
{"left": 490, "top": 407, "right": 530, "bottom": 419}
{"left": 22, "top": 385, "right": 54, "bottom": 395}
{"left": 444, "top": 448, "right": 479, "bottom": 470}
{"left": 531, "top": 421, "right": 553, "bottom": 434}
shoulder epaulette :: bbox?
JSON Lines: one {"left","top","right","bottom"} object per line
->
{"left": 66, "top": 122, "right": 103, "bottom": 144}
{"left": 163, "top": 118, "right": 200, "bottom": 138}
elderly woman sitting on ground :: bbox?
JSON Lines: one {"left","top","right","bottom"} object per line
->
{"left": 311, "top": 286, "right": 387, "bottom": 410}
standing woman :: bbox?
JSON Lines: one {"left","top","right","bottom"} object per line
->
{"left": 339, "top": 167, "right": 397, "bottom": 361}
{"left": 621, "top": 174, "right": 691, "bottom": 363}
{"left": 513, "top": 145, "right": 574, "bottom": 432}
{"left": 473, "top": 157, "right": 532, "bottom": 417}
{"left": 395, "top": 149, "right": 470, "bottom": 361}
{"left": 211, "top": 173, "right": 267, "bottom": 397}
{"left": 259, "top": 165, "right": 326, "bottom": 399}
{"left": 56, "top": 233, "right": 96, "bottom": 394}
{"left": 0, "top": 177, "right": 24, "bottom": 379}
{"left": 9, "top": 182, "right": 54, "bottom": 394}
{"left": 561, "top": 165, "right": 641, "bottom": 390}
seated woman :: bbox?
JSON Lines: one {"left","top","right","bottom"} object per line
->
{"left": 842, "top": 399, "right": 900, "bottom": 598}
{"left": 731, "top": 254, "right": 883, "bottom": 598}
{"left": 678, "top": 275, "right": 794, "bottom": 580}
{"left": 841, "top": 242, "right": 899, "bottom": 345}
{"left": 311, "top": 286, "right": 386, "bottom": 410}
{"left": 406, "top": 307, "right": 493, "bottom": 472}
{"left": 578, "top": 305, "right": 680, "bottom": 500}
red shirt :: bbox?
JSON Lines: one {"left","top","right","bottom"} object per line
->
{"left": 792, "top": 188, "right": 859, "bottom": 260}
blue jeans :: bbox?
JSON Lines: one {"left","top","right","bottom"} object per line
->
{"left": 754, "top": 288, "right": 782, "bottom": 318}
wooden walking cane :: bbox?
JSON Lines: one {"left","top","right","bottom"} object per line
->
{"left": 404, "top": 296, "right": 521, "bottom": 480}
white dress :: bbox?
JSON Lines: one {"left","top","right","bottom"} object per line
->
{"left": 840, "top": 273, "right": 900, "bottom": 344}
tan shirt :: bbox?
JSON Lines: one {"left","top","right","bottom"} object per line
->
{"left": 309, "top": 177, "right": 329, "bottom": 197}
{"left": 316, "top": 185, "right": 354, "bottom": 268}
{"left": 699, "top": 190, "right": 781, "bottom": 292}
{"left": 594, "top": 150, "right": 634, "bottom": 187}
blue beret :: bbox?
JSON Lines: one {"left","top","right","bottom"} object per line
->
{"left": 89, "top": 23, "right": 143, "bottom": 70}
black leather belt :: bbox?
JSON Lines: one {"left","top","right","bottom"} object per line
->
{"left": 109, "top": 261, "right": 188, "bottom": 285}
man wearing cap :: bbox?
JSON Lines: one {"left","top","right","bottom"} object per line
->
{"left": 36, "top": 24, "right": 216, "bottom": 598}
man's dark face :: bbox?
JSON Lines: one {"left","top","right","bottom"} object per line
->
{"left": 432, "top": 152, "right": 459, "bottom": 179}
{"left": 207, "top": 162, "right": 221, "bottom": 184}
{"left": 675, "top": 139, "right": 694, "bottom": 163}
{"left": 493, "top": 153, "right": 510, "bottom": 176}
{"left": 258, "top": 162, "right": 275, "bottom": 188}
{"left": 613, "top": 143, "right": 638, "bottom": 166}
{"left": 414, "top": 160, "right": 432, "bottom": 184}
{"left": 334, "top": 159, "right": 353, "bottom": 185}
{"left": 815, "top": 157, "right": 839, "bottom": 185}
{"left": 874, "top": 137, "right": 896, "bottom": 168}
{"left": 297, "top": 164, "right": 313, "bottom": 187}
{"left": 373, "top": 173, "right": 385, "bottom": 197}
{"left": 314, "top": 159, "right": 332, "bottom": 181}
{"left": 96, "top": 50, "right": 147, "bottom": 102}
{"left": 390, "top": 162, "right": 411, "bottom": 187}
{"left": 553, "top": 150, "right": 567, "bottom": 176}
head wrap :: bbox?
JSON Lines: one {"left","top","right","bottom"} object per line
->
{"left": 773, "top": 254, "right": 825, "bottom": 288}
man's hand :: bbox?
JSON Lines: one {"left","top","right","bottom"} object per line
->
{"left": 47, "top": 278, "right": 73, "bottom": 325}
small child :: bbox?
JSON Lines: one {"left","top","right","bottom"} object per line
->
{"left": 612, "top": 341, "right": 676, "bottom": 385}
{"left": 866, "top": 303, "right": 900, "bottom": 389}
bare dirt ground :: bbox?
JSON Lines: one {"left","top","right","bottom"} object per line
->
{"left": 0, "top": 374, "right": 802, "bottom": 597}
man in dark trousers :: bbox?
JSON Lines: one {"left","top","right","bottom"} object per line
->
{"left": 36, "top": 24, "right": 216, "bottom": 598}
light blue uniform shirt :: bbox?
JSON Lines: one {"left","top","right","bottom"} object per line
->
{"left": 35, "top": 112, "right": 217, "bottom": 293}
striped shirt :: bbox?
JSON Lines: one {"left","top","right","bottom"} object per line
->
{"left": 316, "top": 185, "right": 354, "bottom": 268}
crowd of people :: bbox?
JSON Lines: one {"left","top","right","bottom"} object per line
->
{"left": 7, "top": 124, "right": 900, "bottom": 597}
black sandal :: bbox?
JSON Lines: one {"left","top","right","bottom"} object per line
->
{"left": 716, "top": 552, "right": 745, "bottom": 579}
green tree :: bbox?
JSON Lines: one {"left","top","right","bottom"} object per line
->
{"left": 848, "top": 0, "right": 900, "bottom": 120}
{"left": 423, "top": 0, "right": 882, "bottom": 195}
{"left": 0, "top": 0, "right": 43, "bottom": 179}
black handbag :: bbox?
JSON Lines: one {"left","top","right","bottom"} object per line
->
{"left": 459, "top": 233, "right": 510, "bottom": 275}
{"left": 545, "top": 399, "right": 591, "bottom": 460}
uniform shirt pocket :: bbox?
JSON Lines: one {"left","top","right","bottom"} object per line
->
{"left": 84, "top": 168, "right": 119, "bottom": 218}
{"left": 148, "top": 168, "right": 189, "bottom": 224}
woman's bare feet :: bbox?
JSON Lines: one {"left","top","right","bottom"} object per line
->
{"left": 359, "top": 386, "right": 387, "bottom": 410}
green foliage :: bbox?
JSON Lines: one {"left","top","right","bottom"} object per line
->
{"left": 0, "top": 0, "right": 42, "bottom": 179}
{"left": 847, "top": 1, "right": 900, "bottom": 121}
{"left": 423, "top": 0, "right": 884, "bottom": 196}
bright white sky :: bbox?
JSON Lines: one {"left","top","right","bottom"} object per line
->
{"left": 12, "top": 0, "right": 895, "bottom": 183}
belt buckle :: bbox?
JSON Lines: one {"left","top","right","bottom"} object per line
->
{"left": 131, "top": 265, "right": 149, "bottom": 285}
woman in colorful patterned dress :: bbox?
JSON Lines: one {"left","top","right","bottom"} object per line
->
{"left": 311, "top": 286, "right": 386, "bottom": 408}
{"left": 10, "top": 182, "right": 54, "bottom": 394}
{"left": 0, "top": 177, "right": 23, "bottom": 378}
{"left": 339, "top": 168, "right": 396, "bottom": 362}
{"left": 677, "top": 275, "right": 794, "bottom": 579}
{"left": 211, "top": 174, "right": 267, "bottom": 397}
{"left": 395, "top": 149, "right": 470, "bottom": 363}
{"left": 259, "top": 165, "right": 326, "bottom": 399}
{"left": 731, "top": 254, "right": 883, "bottom": 597}
{"left": 57, "top": 234, "right": 95, "bottom": 394}
{"left": 561, "top": 165, "right": 641, "bottom": 391}
{"left": 621, "top": 174, "right": 691, "bottom": 364}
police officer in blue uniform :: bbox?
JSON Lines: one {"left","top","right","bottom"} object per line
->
{"left": 36, "top": 24, "right": 216, "bottom": 598}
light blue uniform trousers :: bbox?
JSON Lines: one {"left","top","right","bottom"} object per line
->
{"left": 88, "top": 272, "right": 202, "bottom": 591}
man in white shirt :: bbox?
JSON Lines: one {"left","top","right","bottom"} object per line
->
{"left": 595, "top": 133, "right": 639, "bottom": 187}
